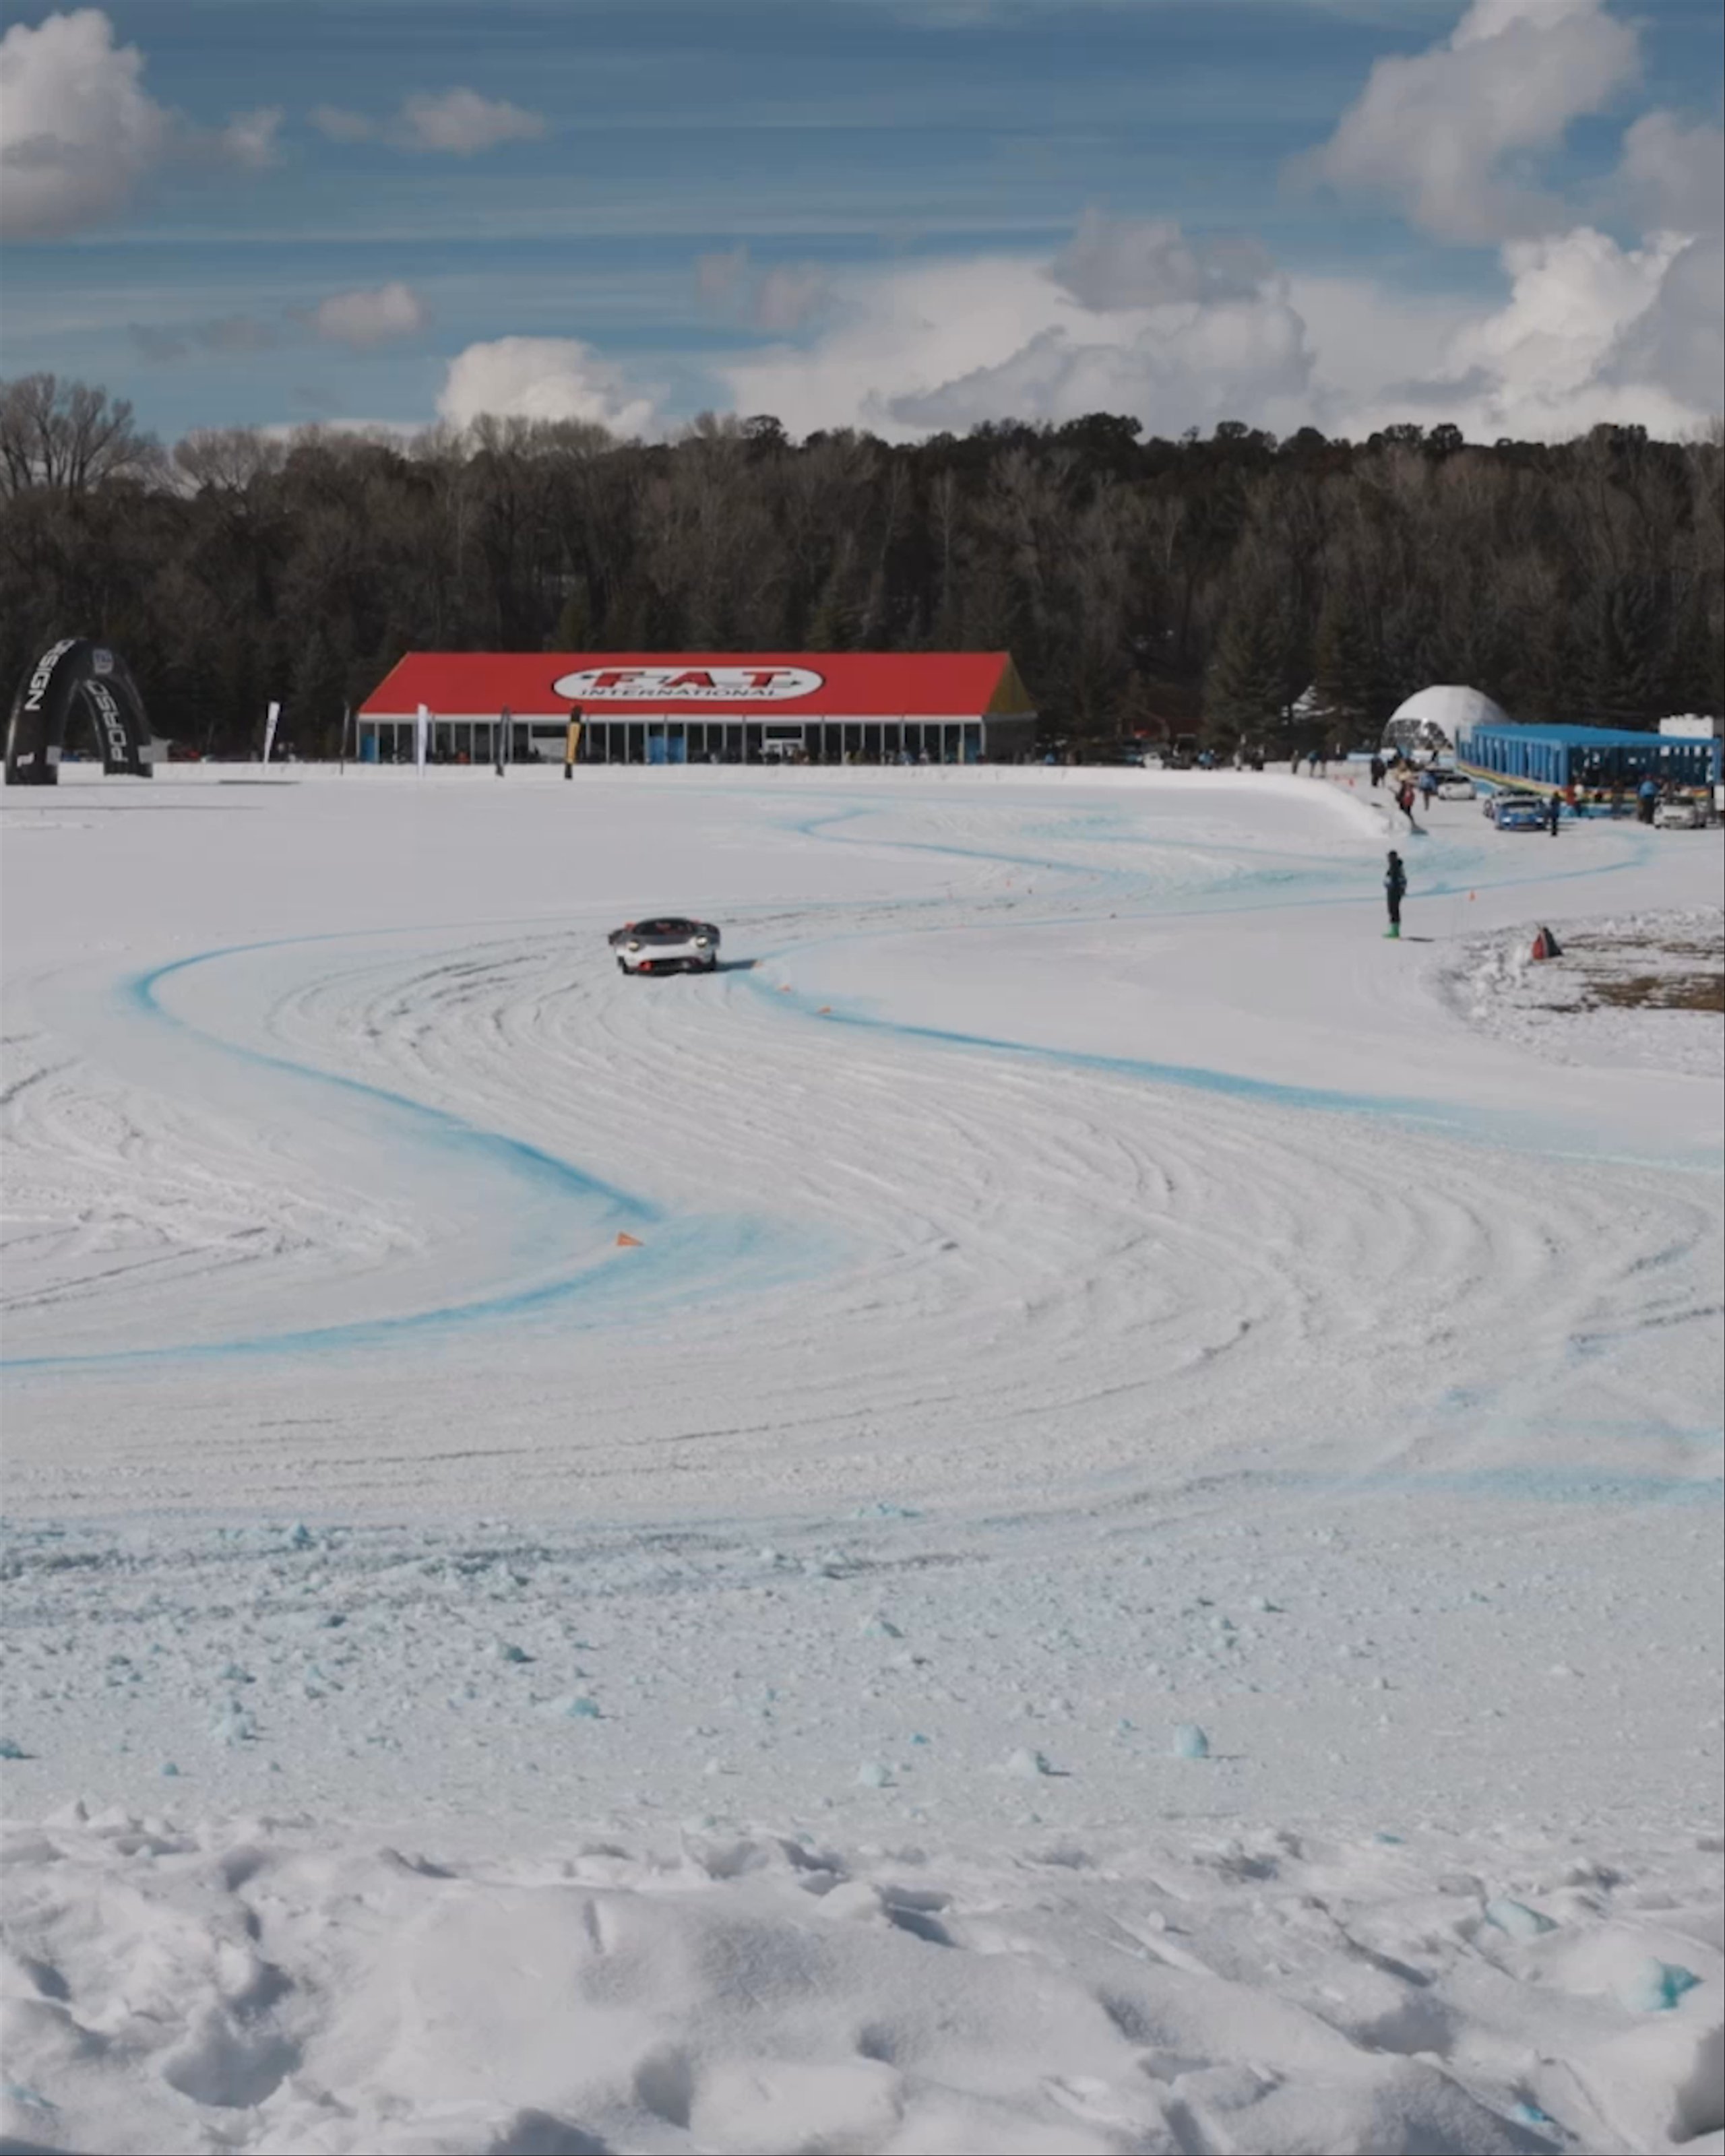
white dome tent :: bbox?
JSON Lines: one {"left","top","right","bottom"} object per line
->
{"left": 1382, "top": 686, "right": 1509, "bottom": 759}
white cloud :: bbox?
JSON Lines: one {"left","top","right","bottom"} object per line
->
{"left": 1295, "top": 0, "right": 1640, "bottom": 242}
{"left": 313, "top": 282, "right": 428, "bottom": 348}
{"left": 309, "top": 89, "right": 546, "bottom": 156}
{"left": 0, "top": 7, "right": 168, "bottom": 239}
{"left": 0, "top": 9, "right": 282, "bottom": 239}
{"left": 694, "top": 246, "right": 830, "bottom": 332}
{"left": 437, "top": 337, "right": 658, "bottom": 435}
{"left": 216, "top": 106, "right": 282, "bottom": 170}
{"left": 397, "top": 88, "right": 544, "bottom": 154}
{"left": 1050, "top": 210, "right": 1267, "bottom": 309}
{"left": 1334, "top": 226, "right": 1707, "bottom": 440}
{"left": 1618, "top": 110, "right": 1725, "bottom": 237}
{"left": 714, "top": 242, "right": 1314, "bottom": 443}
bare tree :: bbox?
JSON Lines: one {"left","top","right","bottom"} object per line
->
{"left": 1, "top": 375, "right": 160, "bottom": 497}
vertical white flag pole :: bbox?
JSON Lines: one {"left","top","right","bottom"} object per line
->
{"left": 262, "top": 701, "right": 281, "bottom": 765}
{"left": 416, "top": 703, "right": 429, "bottom": 774}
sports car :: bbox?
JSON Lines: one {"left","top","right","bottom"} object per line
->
{"left": 1493, "top": 794, "right": 1550, "bottom": 831}
{"left": 608, "top": 917, "right": 721, "bottom": 974}
{"left": 1653, "top": 795, "right": 1707, "bottom": 830}
{"left": 1483, "top": 789, "right": 1541, "bottom": 823}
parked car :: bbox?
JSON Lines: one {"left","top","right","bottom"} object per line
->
{"left": 1433, "top": 771, "right": 1478, "bottom": 800}
{"left": 1483, "top": 788, "right": 1542, "bottom": 823}
{"left": 1493, "top": 794, "right": 1549, "bottom": 831}
{"left": 608, "top": 918, "right": 722, "bottom": 974}
{"left": 1653, "top": 795, "right": 1707, "bottom": 830}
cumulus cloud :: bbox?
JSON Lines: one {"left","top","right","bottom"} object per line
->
{"left": 1294, "top": 0, "right": 1640, "bottom": 242}
{"left": 695, "top": 246, "right": 830, "bottom": 333}
{"left": 712, "top": 241, "right": 1316, "bottom": 443}
{"left": 1, "top": 7, "right": 168, "bottom": 238}
{"left": 1, "top": 8, "right": 279, "bottom": 239}
{"left": 308, "top": 88, "right": 545, "bottom": 154}
{"left": 1334, "top": 226, "right": 1709, "bottom": 440}
{"left": 313, "top": 282, "right": 428, "bottom": 348}
{"left": 1618, "top": 109, "right": 1725, "bottom": 236}
{"left": 437, "top": 337, "right": 658, "bottom": 435}
{"left": 1050, "top": 210, "right": 1268, "bottom": 309}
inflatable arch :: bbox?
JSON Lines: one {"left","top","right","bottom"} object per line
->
{"left": 5, "top": 639, "right": 158, "bottom": 784}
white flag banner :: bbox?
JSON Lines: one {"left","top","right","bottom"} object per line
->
{"left": 262, "top": 700, "right": 281, "bottom": 765}
{"left": 415, "top": 703, "right": 430, "bottom": 772}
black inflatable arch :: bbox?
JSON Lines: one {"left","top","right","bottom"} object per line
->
{"left": 5, "top": 638, "right": 158, "bottom": 784}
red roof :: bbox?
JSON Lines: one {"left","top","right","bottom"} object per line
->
{"left": 360, "top": 652, "right": 1031, "bottom": 721}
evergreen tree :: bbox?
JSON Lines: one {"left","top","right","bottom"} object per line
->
{"left": 1585, "top": 575, "right": 1674, "bottom": 728}
{"left": 1205, "top": 598, "right": 1292, "bottom": 741}
{"left": 1311, "top": 583, "right": 1385, "bottom": 739}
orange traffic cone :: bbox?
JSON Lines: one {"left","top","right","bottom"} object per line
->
{"left": 817, "top": 1005, "right": 832, "bottom": 1015}
{"left": 615, "top": 1232, "right": 642, "bottom": 1248}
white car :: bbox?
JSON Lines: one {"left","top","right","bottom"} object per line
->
{"left": 1652, "top": 796, "right": 1707, "bottom": 830}
{"left": 1433, "top": 771, "right": 1478, "bottom": 801}
{"left": 608, "top": 916, "right": 721, "bottom": 974}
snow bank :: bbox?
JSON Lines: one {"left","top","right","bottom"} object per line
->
{"left": 5, "top": 1805, "right": 1721, "bottom": 2156}
{"left": 1439, "top": 908, "right": 1724, "bottom": 1078}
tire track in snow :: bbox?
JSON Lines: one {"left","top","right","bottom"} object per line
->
{"left": 2, "top": 936, "right": 821, "bottom": 1371}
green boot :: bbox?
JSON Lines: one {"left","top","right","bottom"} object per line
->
{"left": 1385, "top": 924, "right": 1400, "bottom": 939}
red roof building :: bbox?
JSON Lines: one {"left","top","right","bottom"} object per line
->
{"left": 358, "top": 652, "right": 1036, "bottom": 765}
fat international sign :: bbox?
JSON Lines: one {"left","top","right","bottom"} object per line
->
{"left": 553, "top": 664, "right": 823, "bottom": 703}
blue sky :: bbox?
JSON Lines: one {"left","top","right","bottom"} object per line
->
{"left": 2, "top": 0, "right": 1720, "bottom": 442}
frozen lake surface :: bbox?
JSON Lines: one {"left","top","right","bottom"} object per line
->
{"left": 3, "top": 766, "right": 1721, "bottom": 2155}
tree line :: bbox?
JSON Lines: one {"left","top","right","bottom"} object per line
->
{"left": 1, "top": 373, "right": 1719, "bottom": 759}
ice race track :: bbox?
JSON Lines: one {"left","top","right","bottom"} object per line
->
{"left": 3, "top": 764, "right": 1722, "bottom": 2156}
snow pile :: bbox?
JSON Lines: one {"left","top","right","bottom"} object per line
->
{"left": 1441, "top": 908, "right": 1724, "bottom": 1077}
{"left": 4, "top": 1805, "right": 1722, "bottom": 2156}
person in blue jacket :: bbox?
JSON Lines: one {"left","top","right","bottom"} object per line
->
{"left": 1384, "top": 850, "right": 1407, "bottom": 938}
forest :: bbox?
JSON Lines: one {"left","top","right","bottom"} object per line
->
{"left": 1, "top": 373, "right": 1720, "bottom": 759}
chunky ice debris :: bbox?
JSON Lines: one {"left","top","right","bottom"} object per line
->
{"left": 493, "top": 1641, "right": 532, "bottom": 1663}
{"left": 0, "top": 1737, "right": 28, "bottom": 1761}
{"left": 1171, "top": 1723, "right": 1210, "bottom": 1759}
{"left": 1620, "top": 1957, "right": 1702, "bottom": 2012}
{"left": 1484, "top": 1896, "right": 1557, "bottom": 1938}
{"left": 856, "top": 1759, "right": 893, "bottom": 1788}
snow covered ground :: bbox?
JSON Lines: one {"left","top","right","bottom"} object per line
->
{"left": 3, "top": 765, "right": 1722, "bottom": 2155}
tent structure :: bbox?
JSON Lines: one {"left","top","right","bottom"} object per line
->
{"left": 1381, "top": 686, "right": 1509, "bottom": 759}
{"left": 357, "top": 653, "right": 1037, "bottom": 765}
{"left": 5, "top": 639, "right": 158, "bottom": 784}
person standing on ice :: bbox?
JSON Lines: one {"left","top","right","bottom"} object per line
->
{"left": 1384, "top": 850, "right": 1407, "bottom": 938}
{"left": 1546, "top": 791, "right": 1561, "bottom": 836}
{"left": 1369, "top": 753, "right": 1385, "bottom": 788}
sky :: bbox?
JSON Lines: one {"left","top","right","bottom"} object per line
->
{"left": 1, "top": 0, "right": 1721, "bottom": 446}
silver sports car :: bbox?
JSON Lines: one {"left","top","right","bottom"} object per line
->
{"left": 608, "top": 916, "right": 722, "bottom": 974}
